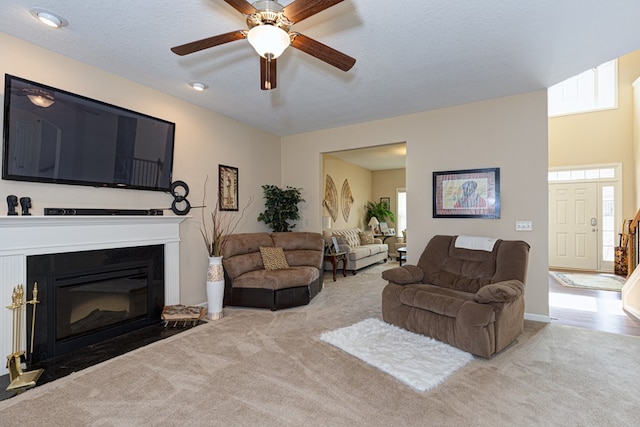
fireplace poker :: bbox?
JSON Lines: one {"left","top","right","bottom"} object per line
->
{"left": 10, "top": 286, "right": 18, "bottom": 355}
{"left": 17, "top": 285, "right": 23, "bottom": 354}
{"left": 30, "top": 282, "right": 39, "bottom": 355}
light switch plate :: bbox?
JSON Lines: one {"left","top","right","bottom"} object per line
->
{"left": 515, "top": 221, "right": 532, "bottom": 231}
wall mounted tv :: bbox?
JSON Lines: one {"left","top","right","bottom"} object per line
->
{"left": 2, "top": 74, "right": 175, "bottom": 191}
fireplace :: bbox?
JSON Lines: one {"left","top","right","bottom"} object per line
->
{"left": 27, "top": 245, "right": 164, "bottom": 363}
{"left": 0, "top": 215, "right": 185, "bottom": 377}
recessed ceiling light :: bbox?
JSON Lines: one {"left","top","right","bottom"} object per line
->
{"left": 189, "top": 82, "right": 208, "bottom": 92}
{"left": 30, "top": 8, "right": 68, "bottom": 28}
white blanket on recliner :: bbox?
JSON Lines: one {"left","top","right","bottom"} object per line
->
{"left": 454, "top": 235, "right": 497, "bottom": 252}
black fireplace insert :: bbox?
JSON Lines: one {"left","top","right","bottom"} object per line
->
{"left": 27, "top": 245, "right": 164, "bottom": 364}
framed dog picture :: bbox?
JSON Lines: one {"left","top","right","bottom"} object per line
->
{"left": 433, "top": 168, "right": 500, "bottom": 218}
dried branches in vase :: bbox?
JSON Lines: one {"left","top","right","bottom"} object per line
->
{"left": 200, "top": 176, "right": 252, "bottom": 257}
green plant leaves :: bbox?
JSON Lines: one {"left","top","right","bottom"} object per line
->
{"left": 257, "top": 185, "right": 305, "bottom": 232}
{"left": 365, "top": 200, "right": 395, "bottom": 224}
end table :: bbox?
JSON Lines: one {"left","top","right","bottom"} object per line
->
{"left": 397, "top": 247, "right": 407, "bottom": 266}
{"left": 324, "top": 251, "right": 347, "bottom": 281}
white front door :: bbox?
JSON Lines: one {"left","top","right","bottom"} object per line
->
{"left": 549, "top": 182, "right": 598, "bottom": 270}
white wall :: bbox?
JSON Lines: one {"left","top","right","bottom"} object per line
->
{"left": 0, "top": 33, "right": 281, "bottom": 305}
{"left": 282, "top": 91, "right": 550, "bottom": 318}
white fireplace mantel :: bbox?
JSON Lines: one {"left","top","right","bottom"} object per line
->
{"left": 0, "top": 215, "right": 186, "bottom": 376}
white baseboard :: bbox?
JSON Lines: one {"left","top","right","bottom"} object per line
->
{"left": 624, "top": 305, "right": 640, "bottom": 322}
{"left": 524, "top": 312, "right": 550, "bottom": 323}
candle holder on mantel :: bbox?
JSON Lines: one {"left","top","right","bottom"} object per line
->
{"left": 5, "top": 283, "right": 44, "bottom": 391}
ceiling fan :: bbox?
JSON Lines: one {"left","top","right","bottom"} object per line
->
{"left": 171, "top": 0, "right": 356, "bottom": 90}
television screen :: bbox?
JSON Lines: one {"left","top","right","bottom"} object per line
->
{"left": 2, "top": 74, "right": 175, "bottom": 191}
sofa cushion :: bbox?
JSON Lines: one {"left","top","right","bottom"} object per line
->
{"left": 232, "top": 267, "right": 319, "bottom": 290}
{"left": 400, "top": 285, "right": 495, "bottom": 326}
{"left": 370, "top": 244, "right": 388, "bottom": 255}
{"left": 347, "top": 246, "right": 373, "bottom": 261}
{"left": 272, "top": 232, "right": 324, "bottom": 251}
{"left": 332, "top": 228, "right": 361, "bottom": 248}
{"left": 359, "top": 230, "right": 374, "bottom": 245}
{"left": 272, "top": 232, "right": 324, "bottom": 269}
{"left": 223, "top": 232, "right": 274, "bottom": 258}
{"left": 223, "top": 252, "right": 265, "bottom": 279}
{"left": 398, "top": 284, "right": 477, "bottom": 318}
{"left": 259, "top": 246, "right": 289, "bottom": 270}
{"left": 428, "top": 270, "right": 493, "bottom": 294}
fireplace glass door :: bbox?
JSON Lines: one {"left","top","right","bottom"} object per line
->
{"left": 55, "top": 268, "right": 149, "bottom": 341}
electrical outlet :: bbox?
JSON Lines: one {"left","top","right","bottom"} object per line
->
{"left": 515, "top": 221, "right": 532, "bottom": 231}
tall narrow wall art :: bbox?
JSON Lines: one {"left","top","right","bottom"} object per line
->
{"left": 323, "top": 174, "right": 338, "bottom": 222}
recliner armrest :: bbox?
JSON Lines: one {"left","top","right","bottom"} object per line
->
{"left": 474, "top": 280, "right": 524, "bottom": 303}
{"left": 381, "top": 265, "right": 424, "bottom": 285}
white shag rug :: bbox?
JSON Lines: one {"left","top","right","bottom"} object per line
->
{"left": 320, "top": 318, "right": 474, "bottom": 392}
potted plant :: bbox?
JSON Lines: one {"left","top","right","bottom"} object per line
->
{"left": 365, "top": 200, "right": 395, "bottom": 225}
{"left": 257, "top": 185, "right": 305, "bottom": 232}
{"left": 200, "top": 179, "right": 252, "bottom": 319}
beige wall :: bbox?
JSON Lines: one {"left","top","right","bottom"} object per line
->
{"left": 372, "top": 168, "right": 406, "bottom": 230}
{"left": 2, "top": 32, "right": 551, "bottom": 318}
{"left": 0, "top": 33, "right": 281, "bottom": 306}
{"left": 282, "top": 91, "right": 550, "bottom": 318}
{"left": 549, "top": 49, "right": 640, "bottom": 220}
{"left": 322, "top": 154, "right": 372, "bottom": 229}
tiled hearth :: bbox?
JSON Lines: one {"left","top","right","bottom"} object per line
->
{"left": 0, "top": 215, "right": 186, "bottom": 378}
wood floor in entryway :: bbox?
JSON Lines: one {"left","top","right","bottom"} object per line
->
{"left": 549, "top": 272, "right": 640, "bottom": 337}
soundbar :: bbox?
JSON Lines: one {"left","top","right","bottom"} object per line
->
{"left": 44, "top": 208, "right": 164, "bottom": 216}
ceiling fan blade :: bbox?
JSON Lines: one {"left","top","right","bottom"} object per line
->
{"left": 290, "top": 33, "right": 356, "bottom": 71}
{"left": 223, "top": 0, "right": 258, "bottom": 15}
{"left": 283, "top": 0, "right": 345, "bottom": 23}
{"left": 260, "top": 56, "right": 277, "bottom": 90}
{"left": 170, "top": 31, "right": 246, "bottom": 56}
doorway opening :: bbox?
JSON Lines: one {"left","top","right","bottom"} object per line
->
{"left": 547, "top": 163, "right": 636, "bottom": 334}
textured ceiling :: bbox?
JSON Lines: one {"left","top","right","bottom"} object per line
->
{"left": 3, "top": 0, "right": 640, "bottom": 136}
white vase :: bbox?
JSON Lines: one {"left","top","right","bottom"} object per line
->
{"left": 206, "top": 256, "right": 225, "bottom": 320}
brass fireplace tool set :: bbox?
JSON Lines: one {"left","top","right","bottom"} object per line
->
{"left": 5, "top": 283, "right": 44, "bottom": 391}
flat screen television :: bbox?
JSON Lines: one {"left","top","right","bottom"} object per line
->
{"left": 2, "top": 74, "right": 175, "bottom": 191}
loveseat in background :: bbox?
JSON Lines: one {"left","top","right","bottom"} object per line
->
{"left": 323, "top": 228, "right": 388, "bottom": 274}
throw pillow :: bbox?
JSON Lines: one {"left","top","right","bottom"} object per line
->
{"left": 260, "top": 246, "right": 289, "bottom": 270}
{"left": 359, "top": 231, "right": 374, "bottom": 245}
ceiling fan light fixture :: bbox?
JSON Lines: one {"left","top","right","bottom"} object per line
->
{"left": 30, "top": 8, "right": 68, "bottom": 28}
{"left": 24, "top": 89, "right": 55, "bottom": 108}
{"left": 247, "top": 25, "right": 290, "bottom": 59}
{"left": 189, "top": 82, "right": 209, "bottom": 91}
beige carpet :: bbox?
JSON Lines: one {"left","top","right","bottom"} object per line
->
{"left": 550, "top": 270, "right": 626, "bottom": 291}
{"left": 2, "top": 262, "right": 640, "bottom": 426}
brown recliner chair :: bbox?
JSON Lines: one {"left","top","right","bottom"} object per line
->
{"left": 381, "top": 235, "right": 530, "bottom": 358}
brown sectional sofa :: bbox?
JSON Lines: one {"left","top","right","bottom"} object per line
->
{"left": 222, "top": 232, "right": 324, "bottom": 311}
{"left": 381, "top": 235, "right": 530, "bottom": 358}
